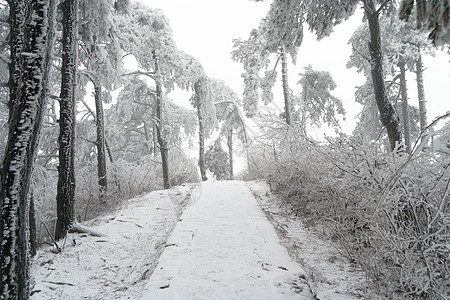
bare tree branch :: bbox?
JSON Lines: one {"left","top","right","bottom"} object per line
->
{"left": 352, "top": 43, "right": 370, "bottom": 62}
{"left": 122, "top": 70, "right": 156, "bottom": 80}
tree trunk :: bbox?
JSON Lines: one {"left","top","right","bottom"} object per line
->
{"left": 152, "top": 50, "right": 170, "bottom": 189}
{"left": 300, "top": 83, "right": 308, "bottom": 136}
{"left": 227, "top": 130, "right": 233, "bottom": 180}
{"left": 415, "top": 48, "right": 428, "bottom": 142}
{"left": 55, "top": 0, "right": 79, "bottom": 241}
{"left": 399, "top": 62, "right": 411, "bottom": 152}
{"left": 364, "top": 0, "right": 402, "bottom": 151}
{"left": 29, "top": 191, "right": 37, "bottom": 258}
{"left": 280, "top": 45, "right": 292, "bottom": 125}
{"left": 1, "top": 1, "right": 54, "bottom": 298}
{"left": 194, "top": 80, "right": 208, "bottom": 182}
{"left": 94, "top": 82, "right": 107, "bottom": 203}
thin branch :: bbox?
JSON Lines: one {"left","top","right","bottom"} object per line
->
{"left": 352, "top": 43, "right": 371, "bottom": 62}
{"left": 80, "top": 98, "right": 96, "bottom": 119}
{"left": 376, "top": 0, "right": 391, "bottom": 14}
{"left": 49, "top": 95, "right": 60, "bottom": 101}
{"left": 79, "top": 136, "right": 97, "bottom": 145}
{"left": 79, "top": 69, "right": 96, "bottom": 83}
{"left": 272, "top": 53, "right": 282, "bottom": 72}
{"left": 122, "top": 70, "right": 156, "bottom": 80}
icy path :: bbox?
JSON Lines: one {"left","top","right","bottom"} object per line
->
{"left": 141, "top": 181, "right": 314, "bottom": 300}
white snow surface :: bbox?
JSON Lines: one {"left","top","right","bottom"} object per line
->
{"left": 31, "top": 180, "right": 369, "bottom": 299}
{"left": 31, "top": 185, "right": 194, "bottom": 299}
{"left": 141, "top": 181, "right": 313, "bottom": 299}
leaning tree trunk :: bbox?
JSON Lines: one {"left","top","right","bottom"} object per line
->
{"left": 280, "top": 45, "right": 292, "bottom": 125}
{"left": 364, "top": 0, "right": 402, "bottom": 151}
{"left": 227, "top": 130, "right": 233, "bottom": 180}
{"left": 194, "top": 80, "right": 208, "bottom": 182}
{"left": 152, "top": 50, "right": 170, "bottom": 189}
{"left": 94, "top": 81, "right": 107, "bottom": 203}
{"left": 399, "top": 62, "right": 411, "bottom": 153}
{"left": 55, "top": 0, "right": 79, "bottom": 241}
{"left": 1, "top": 0, "right": 54, "bottom": 298}
{"left": 415, "top": 48, "right": 428, "bottom": 142}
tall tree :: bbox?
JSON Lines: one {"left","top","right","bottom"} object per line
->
{"left": 232, "top": 0, "right": 303, "bottom": 123}
{"left": 348, "top": 11, "right": 430, "bottom": 149}
{"left": 152, "top": 50, "right": 170, "bottom": 189}
{"left": 362, "top": 0, "right": 402, "bottom": 150}
{"left": 210, "top": 78, "right": 248, "bottom": 179}
{"left": 398, "top": 61, "right": 411, "bottom": 152}
{"left": 55, "top": 0, "right": 79, "bottom": 241}
{"left": 0, "top": 0, "right": 56, "bottom": 298}
{"left": 252, "top": 0, "right": 403, "bottom": 149}
{"left": 415, "top": 48, "right": 428, "bottom": 142}
{"left": 78, "top": 0, "right": 126, "bottom": 202}
{"left": 191, "top": 77, "right": 217, "bottom": 181}
{"left": 79, "top": 0, "right": 125, "bottom": 202}
{"left": 116, "top": 3, "right": 202, "bottom": 187}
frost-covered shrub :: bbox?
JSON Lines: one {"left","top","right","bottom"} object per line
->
{"left": 76, "top": 150, "right": 200, "bottom": 222}
{"left": 168, "top": 148, "right": 200, "bottom": 186}
{"left": 247, "top": 118, "right": 449, "bottom": 299}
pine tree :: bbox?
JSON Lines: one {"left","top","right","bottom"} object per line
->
{"left": 1, "top": 0, "right": 56, "bottom": 298}
{"left": 55, "top": 0, "right": 79, "bottom": 241}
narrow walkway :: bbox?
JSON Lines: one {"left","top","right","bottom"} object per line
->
{"left": 141, "top": 181, "right": 314, "bottom": 300}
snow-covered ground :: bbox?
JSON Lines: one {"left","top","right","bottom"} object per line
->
{"left": 30, "top": 184, "right": 195, "bottom": 299}
{"left": 248, "top": 180, "right": 372, "bottom": 299}
{"left": 31, "top": 180, "right": 370, "bottom": 299}
{"left": 141, "top": 181, "right": 314, "bottom": 299}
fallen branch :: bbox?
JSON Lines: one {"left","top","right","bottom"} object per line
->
{"left": 69, "top": 223, "right": 107, "bottom": 237}
{"left": 42, "top": 280, "right": 75, "bottom": 286}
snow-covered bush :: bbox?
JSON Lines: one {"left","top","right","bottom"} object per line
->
{"left": 205, "top": 139, "right": 230, "bottom": 180}
{"left": 247, "top": 118, "right": 449, "bottom": 299}
{"left": 31, "top": 150, "right": 199, "bottom": 247}
{"left": 76, "top": 151, "right": 200, "bottom": 222}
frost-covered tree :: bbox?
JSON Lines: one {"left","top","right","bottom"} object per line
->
{"left": 205, "top": 139, "right": 230, "bottom": 180}
{"left": 232, "top": 0, "right": 304, "bottom": 124}
{"left": 0, "top": 0, "right": 56, "bottom": 298}
{"left": 104, "top": 76, "right": 196, "bottom": 170}
{"left": 116, "top": 3, "right": 204, "bottom": 188}
{"left": 297, "top": 65, "right": 345, "bottom": 135}
{"left": 78, "top": 0, "right": 125, "bottom": 202}
{"left": 299, "top": 0, "right": 402, "bottom": 150}
{"left": 399, "top": 0, "right": 450, "bottom": 46}
{"left": 210, "top": 78, "right": 248, "bottom": 179}
{"left": 191, "top": 77, "right": 218, "bottom": 181}
{"left": 348, "top": 12, "right": 430, "bottom": 150}
{"left": 55, "top": 0, "right": 79, "bottom": 241}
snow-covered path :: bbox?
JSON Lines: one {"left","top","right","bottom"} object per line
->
{"left": 141, "top": 181, "right": 314, "bottom": 299}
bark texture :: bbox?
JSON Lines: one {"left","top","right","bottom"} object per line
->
{"left": 152, "top": 50, "right": 170, "bottom": 189}
{"left": 415, "top": 48, "right": 428, "bottom": 142}
{"left": 280, "top": 45, "right": 292, "bottom": 125}
{"left": 194, "top": 80, "right": 208, "bottom": 182}
{"left": 227, "top": 131, "right": 233, "bottom": 180}
{"left": 1, "top": 0, "right": 54, "bottom": 298}
{"left": 364, "top": 0, "right": 402, "bottom": 151}
{"left": 55, "top": 0, "right": 79, "bottom": 241}
{"left": 94, "top": 82, "right": 107, "bottom": 202}
{"left": 399, "top": 62, "right": 411, "bottom": 152}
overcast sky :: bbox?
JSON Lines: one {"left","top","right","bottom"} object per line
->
{"left": 137, "top": 0, "right": 449, "bottom": 136}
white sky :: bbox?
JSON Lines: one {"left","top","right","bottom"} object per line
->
{"left": 136, "top": 0, "right": 449, "bottom": 136}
